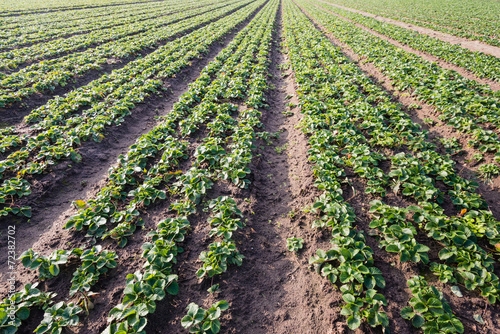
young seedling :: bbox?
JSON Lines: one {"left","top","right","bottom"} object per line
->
{"left": 286, "top": 237, "right": 304, "bottom": 252}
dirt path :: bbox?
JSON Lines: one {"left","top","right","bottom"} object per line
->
{"left": 309, "top": 0, "right": 500, "bottom": 91}
{"left": 316, "top": 0, "right": 500, "bottom": 58}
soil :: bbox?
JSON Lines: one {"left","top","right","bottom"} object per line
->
{"left": 318, "top": 1, "right": 500, "bottom": 58}
{"left": 2, "top": 1, "right": 500, "bottom": 334}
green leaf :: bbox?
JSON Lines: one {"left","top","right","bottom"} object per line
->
{"left": 342, "top": 293, "right": 356, "bottom": 304}
{"left": 181, "top": 315, "right": 194, "bottom": 328}
{"left": 217, "top": 300, "right": 229, "bottom": 311}
{"left": 386, "top": 244, "right": 400, "bottom": 253}
{"left": 49, "top": 264, "right": 59, "bottom": 276}
{"left": 211, "top": 319, "right": 221, "bottom": 333}
{"left": 166, "top": 281, "right": 179, "bottom": 296}
{"left": 412, "top": 314, "right": 425, "bottom": 327}
{"left": 400, "top": 306, "right": 414, "bottom": 320}
{"left": 347, "top": 314, "right": 361, "bottom": 329}
{"left": 17, "top": 306, "right": 30, "bottom": 320}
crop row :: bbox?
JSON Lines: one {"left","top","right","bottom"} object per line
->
{"left": 312, "top": 1, "right": 500, "bottom": 82}
{"left": 103, "top": 1, "right": 275, "bottom": 330}
{"left": 322, "top": 0, "right": 500, "bottom": 47}
{"left": 283, "top": 1, "right": 389, "bottom": 330}
{"left": 0, "top": 0, "right": 159, "bottom": 18}
{"left": 1, "top": 0, "right": 167, "bottom": 30}
{"left": 2, "top": 245, "right": 117, "bottom": 333}
{"left": 0, "top": 0, "right": 184, "bottom": 50}
{"left": 298, "top": 0, "right": 500, "bottom": 170}
{"left": 284, "top": 0, "right": 500, "bottom": 331}
{"left": 0, "top": 0, "right": 240, "bottom": 105}
{"left": 0, "top": 0, "right": 231, "bottom": 71}
{"left": 0, "top": 0, "right": 263, "bottom": 219}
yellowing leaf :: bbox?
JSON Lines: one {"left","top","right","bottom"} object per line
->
{"left": 74, "top": 200, "right": 87, "bottom": 209}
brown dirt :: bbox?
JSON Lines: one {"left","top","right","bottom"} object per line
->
{"left": 319, "top": 1, "right": 500, "bottom": 58}
{"left": 311, "top": 0, "right": 500, "bottom": 91}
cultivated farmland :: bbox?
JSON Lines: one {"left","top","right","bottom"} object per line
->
{"left": 1, "top": 0, "right": 500, "bottom": 333}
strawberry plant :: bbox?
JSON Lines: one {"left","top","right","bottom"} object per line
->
{"left": 34, "top": 302, "right": 82, "bottom": 334}
{"left": 369, "top": 201, "right": 430, "bottom": 264}
{"left": 19, "top": 249, "right": 71, "bottom": 280}
{"left": 286, "top": 237, "right": 304, "bottom": 252}
{"left": 401, "top": 276, "right": 464, "bottom": 333}
{"left": 197, "top": 241, "right": 244, "bottom": 279}
{"left": 181, "top": 300, "right": 229, "bottom": 334}
{"left": 0, "top": 283, "right": 56, "bottom": 333}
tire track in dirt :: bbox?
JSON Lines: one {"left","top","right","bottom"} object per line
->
{"left": 310, "top": 0, "right": 500, "bottom": 91}
{"left": 317, "top": 0, "right": 500, "bottom": 58}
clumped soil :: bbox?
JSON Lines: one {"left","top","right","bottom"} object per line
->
{"left": 2, "top": 2, "right": 500, "bottom": 334}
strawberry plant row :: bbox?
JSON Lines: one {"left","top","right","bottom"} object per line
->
{"left": 313, "top": 1, "right": 500, "bottom": 82}
{"left": 2, "top": 245, "right": 117, "bottom": 333}
{"left": 299, "top": 1, "right": 500, "bottom": 165}
{"left": 1, "top": 283, "right": 58, "bottom": 333}
{"left": 103, "top": 2, "right": 277, "bottom": 331}
{"left": 321, "top": 0, "right": 500, "bottom": 47}
{"left": 0, "top": 0, "right": 160, "bottom": 19}
{"left": 0, "top": 0, "right": 170, "bottom": 31}
{"left": 401, "top": 276, "right": 464, "bottom": 333}
{"left": 197, "top": 196, "right": 245, "bottom": 279}
{"left": 0, "top": 0, "right": 239, "bottom": 101}
{"left": 295, "top": 0, "right": 500, "bottom": 306}
{"left": 0, "top": 0, "right": 231, "bottom": 71}
{"left": 282, "top": 0, "right": 389, "bottom": 330}
{"left": 0, "top": 0, "right": 264, "bottom": 219}
{"left": 286, "top": 2, "right": 500, "bottom": 330}
{"left": 0, "top": 0, "right": 186, "bottom": 50}
{"left": 64, "top": 0, "right": 272, "bottom": 248}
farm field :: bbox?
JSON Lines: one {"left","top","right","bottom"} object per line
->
{"left": 1, "top": 0, "right": 500, "bottom": 333}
